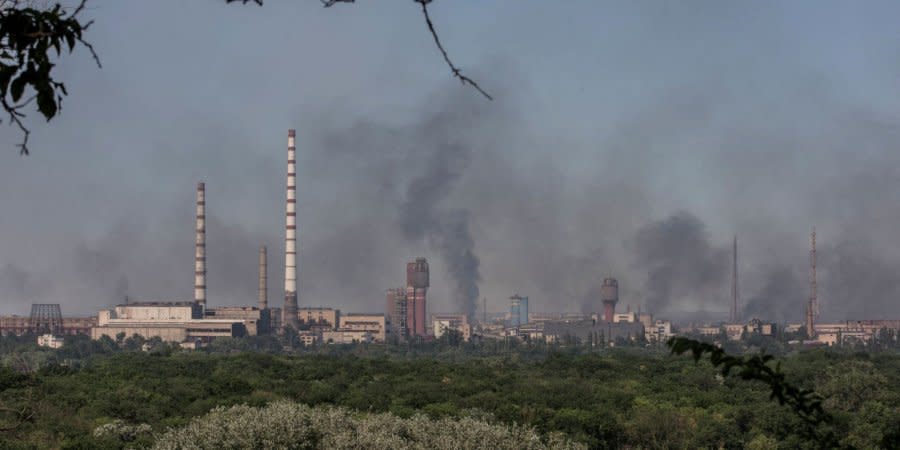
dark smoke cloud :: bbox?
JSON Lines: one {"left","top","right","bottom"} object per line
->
{"left": 400, "top": 133, "right": 480, "bottom": 319}
{"left": 631, "top": 211, "right": 729, "bottom": 316}
{"left": 743, "top": 265, "right": 805, "bottom": 322}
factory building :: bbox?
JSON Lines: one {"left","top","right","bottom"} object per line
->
{"left": 509, "top": 295, "right": 529, "bottom": 328}
{"left": 386, "top": 288, "right": 406, "bottom": 337}
{"left": 204, "top": 306, "right": 269, "bottom": 336}
{"left": 646, "top": 319, "right": 674, "bottom": 343}
{"left": 432, "top": 313, "right": 470, "bottom": 341}
{"left": 0, "top": 314, "right": 96, "bottom": 336}
{"left": 385, "top": 258, "right": 429, "bottom": 339}
{"left": 613, "top": 312, "right": 637, "bottom": 323}
{"left": 297, "top": 307, "right": 340, "bottom": 332}
{"left": 321, "top": 329, "right": 373, "bottom": 344}
{"left": 91, "top": 302, "right": 247, "bottom": 343}
{"left": 338, "top": 314, "right": 387, "bottom": 342}
{"left": 406, "top": 258, "right": 429, "bottom": 337}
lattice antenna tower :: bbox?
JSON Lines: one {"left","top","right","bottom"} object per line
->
{"left": 806, "top": 228, "right": 818, "bottom": 337}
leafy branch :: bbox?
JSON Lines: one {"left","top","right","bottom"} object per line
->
{"left": 0, "top": 0, "right": 100, "bottom": 154}
{"left": 228, "top": 0, "right": 492, "bottom": 100}
{"left": 667, "top": 336, "right": 838, "bottom": 447}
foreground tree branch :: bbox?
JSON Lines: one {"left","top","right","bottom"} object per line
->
{"left": 0, "top": 0, "right": 100, "bottom": 154}
{"left": 667, "top": 336, "right": 838, "bottom": 447}
{"left": 230, "top": 0, "right": 492, "bottom": 100}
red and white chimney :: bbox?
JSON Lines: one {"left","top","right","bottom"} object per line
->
{"left": 194, "top": 182, "right": 207, "bottom": 307}
{"left": 283, "top": 130, "right": 300, "bottom": 330}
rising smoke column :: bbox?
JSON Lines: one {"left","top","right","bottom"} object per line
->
{"left": 632, "top": 211, "right": 729, "bottom": 315}
{"left": 399, "top": 137, "right": 481, "bottom": 320}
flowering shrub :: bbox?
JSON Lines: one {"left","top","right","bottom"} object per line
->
{"left": 92, "top": 419, "right": 153, "bottom": 442}
{"left": 152, "top": 400, "right": 585, "bottom": 450}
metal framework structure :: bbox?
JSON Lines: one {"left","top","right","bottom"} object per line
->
{"left": 806, "top": 228, "right": 818, "bottom": 337}
{"left": 29, "top": 303, "right": 63, "bottom": 335}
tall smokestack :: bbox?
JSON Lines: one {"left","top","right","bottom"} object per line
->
{"left": 258, "top": 245, "right": 267, "bottom": 310}
{"left": 730, "top": 235, "right": 739, "bottom": 323}
{"left": 283, "top": 129, "right": 300, "bottom": 331}
{"left": 194, "top": 182, "right": 206, "bottom": 307}
{"left": 600, "top": 278, "right": 618, "bottom": 322}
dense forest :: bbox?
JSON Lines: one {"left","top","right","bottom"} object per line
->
{"left": 1, "top": 335, "right": 899, "bottom": 449}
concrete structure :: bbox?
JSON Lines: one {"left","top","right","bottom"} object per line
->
{"left": 694, "top": 326, "right": 721, "bottom": 336}
{"left": 321, "top": 329, "right": 373, "bottom": 344}
{"left": 37, "top": 334, "right": 64, "bottom": 349}
{"left": 92, "top": 302, "right": 246, "bottom": 343}
{"left": 745, "top": 318, "right": 776, "bottom": 336}
{"left": 600, "top": 278, "right": 618, "bottom": 322}
{"left": 297, "top": 307, "right": 339, "bottom": 331}
{"left": 509, "top": 294, "right": 529, "bottom": 328}
{"left": 194, "top": 182, "right": 207, "bottom": 307}
{"left": 405, "top": 258, "right": 429, "bottom": 337}
{"left": 613, "top": 312, "right": 637, "bottom": 323}
{"left": 283, "top": 129, "right": 300, "bottom": 331}
{"left": 258, "top": 246, "right": 268, "bottom": 311}
{"left": 298, "top": 332, "right": 318, "bottom": 346}
{"left": 338, "top": 314, "right": 387, "bottom": 342}
{"left": 724, "top": 323, "right": 745, "bottom": 341}
{"left": 205, "top": 306, "right": 269, "bottom": 335}
{"left": 646, "top": 319, "right": 673, "bottom": 343}
{"left": 432, "top": 313, "right": 470, "bottom": 341}
{"left": 0, "top": 314, "right": 96, "bottom": 336}
{"left": 386, "top": 288, "right": 405, "bottom": 337}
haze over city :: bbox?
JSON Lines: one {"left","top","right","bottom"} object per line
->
{"left": 3, "top": 0, "right": 900, "bottom": 323}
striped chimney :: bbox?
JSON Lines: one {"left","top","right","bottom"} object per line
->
{"left": 194, "top": 182, "right": 207, "bottom": 307}
{"left": 258, "top": 245, "right": 267, "bottom": 310}
{"left": 283, "top": 129, "right": 300, "bottom": 330}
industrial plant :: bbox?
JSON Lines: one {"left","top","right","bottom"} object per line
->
{"left": 2, "top": 129, "right": 900, "bottom": 350}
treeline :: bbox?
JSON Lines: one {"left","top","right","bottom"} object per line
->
{"left": 1, "top": 335, "right": 900, "bottom": 449}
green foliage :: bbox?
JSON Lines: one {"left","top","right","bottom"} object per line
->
{"left": 2, "top": 334, "right": 900, "bottom": 448}
{"left": 0, "top": 0, "right": 100, "bottom": 154}
{"left": 667, "top": 336, "right": 837, "bottom": 447}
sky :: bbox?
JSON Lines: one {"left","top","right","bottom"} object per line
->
{"left": 3, "top": 0, "right": 900, "bottom": 322}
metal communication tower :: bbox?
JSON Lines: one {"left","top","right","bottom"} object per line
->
{"left": 805, "top": 228, "right": 818, "bottom": 338}
{"left": 29, "top": 303, "right": 63, "bottom": 335}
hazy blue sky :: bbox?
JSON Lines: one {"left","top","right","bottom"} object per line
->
{"left": 3, "top": 1, "right": 900, "bottom": 322}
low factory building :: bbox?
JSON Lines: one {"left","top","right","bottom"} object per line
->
{"left": 432, "top": 314, "right": 471, "bottom": 341}
{"left": 204, "top": 306, "right": 269, "bottom": 335}
{"left": 297, "top": 307, "right": 340, "bottom": 332}
{"left": 321, "top": 329, "right": 373, "bottom": 344}
{"left": 338, "top": 314, "right": 387, "bottom": 342}
{"left": 91, "top": 302, "right": 247, "bottom": 343}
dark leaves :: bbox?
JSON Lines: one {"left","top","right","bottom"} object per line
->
{"left": 667, "top": 336, "right": 837, "bottom": 447}
{"left": 0, "top": 0, "right": 100, "bottom": 154}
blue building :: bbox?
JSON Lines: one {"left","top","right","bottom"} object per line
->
{"left": 509, "top": 295, "right": 529, "bottom": 327}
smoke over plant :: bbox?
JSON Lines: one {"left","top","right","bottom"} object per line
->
{"left": 632, "top": 211, "right": 729, "bottom": 315}
{"left": 743, "top": 265, "right": 804, "bottom": 322}
{"left": 400, "top": 136, "right": 481, "bottom": 319}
